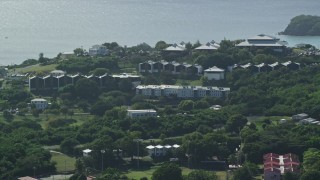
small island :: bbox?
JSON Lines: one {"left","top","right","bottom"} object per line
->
{"left": 281, "top": 15, "right": 320, "bottom": 36}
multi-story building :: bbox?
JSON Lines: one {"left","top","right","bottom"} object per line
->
{"left": 263, "top": 153, "right": 300, "bottom": 180}
{"left": 127, "top": 109, "right": 157, "bottom": 118}
{"left": 236, "top": 34, "right": 288, "bottom": 52}
{"left": 89, "top": 45, "right": 109, "bottom": 56}
{"left": 136, "top": 85, "right": 230, "bottom": 98}
{"left": 139, "top": 60, "right": 202, "bottom": 75}
{"left": 29, "top": 73, "right": 141, "bottom": 92}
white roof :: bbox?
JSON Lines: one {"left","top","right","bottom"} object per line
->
{"left": 247, "top": 34, "right": 279, "bottom": 41}
{"left": 31, "top": 98, "right": 47, "bottom": 102}
{"left": 83, "top": 149, "right": 92, "bottom": 153}
{"left": 195, "top": 42, "right": 220, "bottom": 50}
{"left": 173, "top": 144, "right": 180, "bottom": 148}
{"left": 165, "top": 43, "right": 186, "bottom": 51}
{"left": 155, "top": 145, "right": 164, "bottom": 149}
{"left": 236, "top": 34, "right": 286, "bottom": 47}
{"left": 128, "top": 109, "right": 157, "bottom": 113}
{"left": 164, "top": 145, "right": 172, "bottom": 149}
{"left": 204, "top": 66, "right": 225, "bottom": 72}
{"left": 136, "top": 85, "right": 230, "bottom": 92}
{"left": 146, "top": 145, "right": 155, "bottom": 149}
{"left": 51, "top": 70, "right": 66, "bottom": 74}
{"left": 112, "top": 73, "right": 140, "bottom": 78}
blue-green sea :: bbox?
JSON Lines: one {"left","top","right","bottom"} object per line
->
{"left": 1, "top": 0, "right": 320, "bottom": 65}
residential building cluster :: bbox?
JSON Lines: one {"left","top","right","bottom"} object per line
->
{"left": 292, "top": 113, "right": 320, "bottom": 125}
{"left": 232, "top": 61, "right": 300, "bottom": 73}
{"left": 127, "top": 109, "right": 157, "bottom": 118}
{"left": 139, "top": 60, "right": 203, "bottom": 75}
{"left": 146, "top": 144, "right": 180, "bottom": 157}
{"left": 136, "top": 85, "right": 230, "bottom": 98}
{"left": 29, "top": 73, "right": 141, "bottom": 91}
{"left": 163, "top": 40, "right": 220, "bottom": 52}
{"left": 263, "top": 153, "right": 300, "bottom": 180}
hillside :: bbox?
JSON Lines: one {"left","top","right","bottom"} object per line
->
{"left": 282, "top": 15, "right": 320, "bottom": 36}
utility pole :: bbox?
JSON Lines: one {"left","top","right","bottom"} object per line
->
{"left": 133, "top": 139, "right": 143, "bottom": 169}
{"left": 65, "top": 160, "right": 67, "bottom": 179}
{"left": 101, "top": 150, "right": 106, "bottom": 172}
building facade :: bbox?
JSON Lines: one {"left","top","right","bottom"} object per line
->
{"left": 136, "top": 85, "right": 230, "bottom": 98}
{"left": 29, "top": 73, "right": 141, "bottom": 92}
{"left": 263, "top": 153, "right": 300, "bottom": 180}
{"left": 31, "top": 98, "right": 48, "bottom": 110}
{"left": 139, "top": 60, "right": 202, "bottom": 75}
{"left": 204, "top": 66, "right": 225, "bottom": 80}
{"left": 89, "top": 45, "right": 109, "bottom": 56}
{"left": 127, "top": 109, "right": 157, "bottom": 118}
{"left": 236, "top": 34, "right": 288, "bottom": 52}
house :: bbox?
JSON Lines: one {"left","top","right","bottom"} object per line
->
{"left": 195, "top": 41, "right": 220, "bottom": 51}
{"left": 127, "top": 109, "right": 157, "bottom": 118}
{"left": 60, "top": 51, "right": 74, "bottom": 60}
{"left": 204, "top": 66, "right": 225, "bottom": 80}
{"left": 236, "top": 34, "right": 288, "bottom": 52}
{"left": 282, "top": 61, "right": 300, "bottom": 70}
{"left": 89, "top": 45, "right": 109, "bottom": 56}
{"left": 31, "top": 98, "right": 48, "bottom": 110}
{"left": 299, "top": 118, "right": 320, "bottom": 125}
{"left": 18, "top": 176, "right": 37, "bottom": 180}
{"left": 83, "top": 149, "right": 92, "bottom": 157}
{"left": 292, "top": 113, "right": 309, "bottom": 121}
{"left": 50, "top": 70, "right": 66, "bottom": 77}
{"left": 263, "top": 153, "right": 300, "bottom": 180}
{"left": 164, "top": 43, "right": 186, "bottom": 52}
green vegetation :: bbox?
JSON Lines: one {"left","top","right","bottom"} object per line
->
{"left": 14, "top": 63, "right": 58, "bottom": 74}
{"left": 282, "top": 15, "right": 320, "bottom": 36}
{"left": 50, "top": 151, "right": 76, "bottom": 173}
{"left": 2, "top": 39, "right": 320, "bottom": 179}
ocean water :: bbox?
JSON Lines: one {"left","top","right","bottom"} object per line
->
{"left": 0, "top": 0, "right": 320, "bottom": 65}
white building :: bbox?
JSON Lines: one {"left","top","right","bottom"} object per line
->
{"left": 146, "top": 144, "right": 180, "bottom": 157}
{"left": 236, "top": 34, "right": 287, "bottom": 52}
{"left": 60, "top": 52, "right": 74, "bottom": 60}
{"left": 164, "top": 43, "right": 186, "bottom": 52}
{"left": 138, "top": 60, "right": 202, "bottom": 75}
{"left": 127, "top": 109, "right": 157, "bottom": 118}
{"left": 204, "top": 66, "right": 225, "bottom": 80}
{"left": 83, "top": 149, "right": 92, "bottom": 157}
{"left": 195, "top": 40, "right": 220, "bottom": 51}
{"left": 50, "top": 70, "right": 66, "bottom": 77}
{"left": 136, "top": 85, "right": 230, "bottom": 98}
{"left": 31, "top": 98, "right": 48, "bottom": 110}
{"left": 89, "top": 45, "right": 109, "bottom": 56}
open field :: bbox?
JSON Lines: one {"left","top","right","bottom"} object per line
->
{"left": 0, "top": 112, "right": 91, "bottom": 129}
{"left": 125, "top": 166, "right": 228, "bottom": 180}
{"left": 13, "top": 64, "right": 58, "bottom": 74}
{"left": 50, "top": 151, "right": 76, "bottom": 173}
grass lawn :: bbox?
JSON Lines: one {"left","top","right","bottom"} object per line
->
{"left": 125, "top": 166, "right": 227, "bottom": 180}
{"left": 13, "top": 64, "right": 58, "bottom": 74}
{"left": 50, "top": 151, "right": 76, "bottom": 173}
{"left": 0, "top": 112, "right": 91, "bottom": 129}
{"left": 175, "top": 79, "right": 202, "bottom": 86}
{"left": 247, "top": 116, "right": 291, "bottom": 130}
